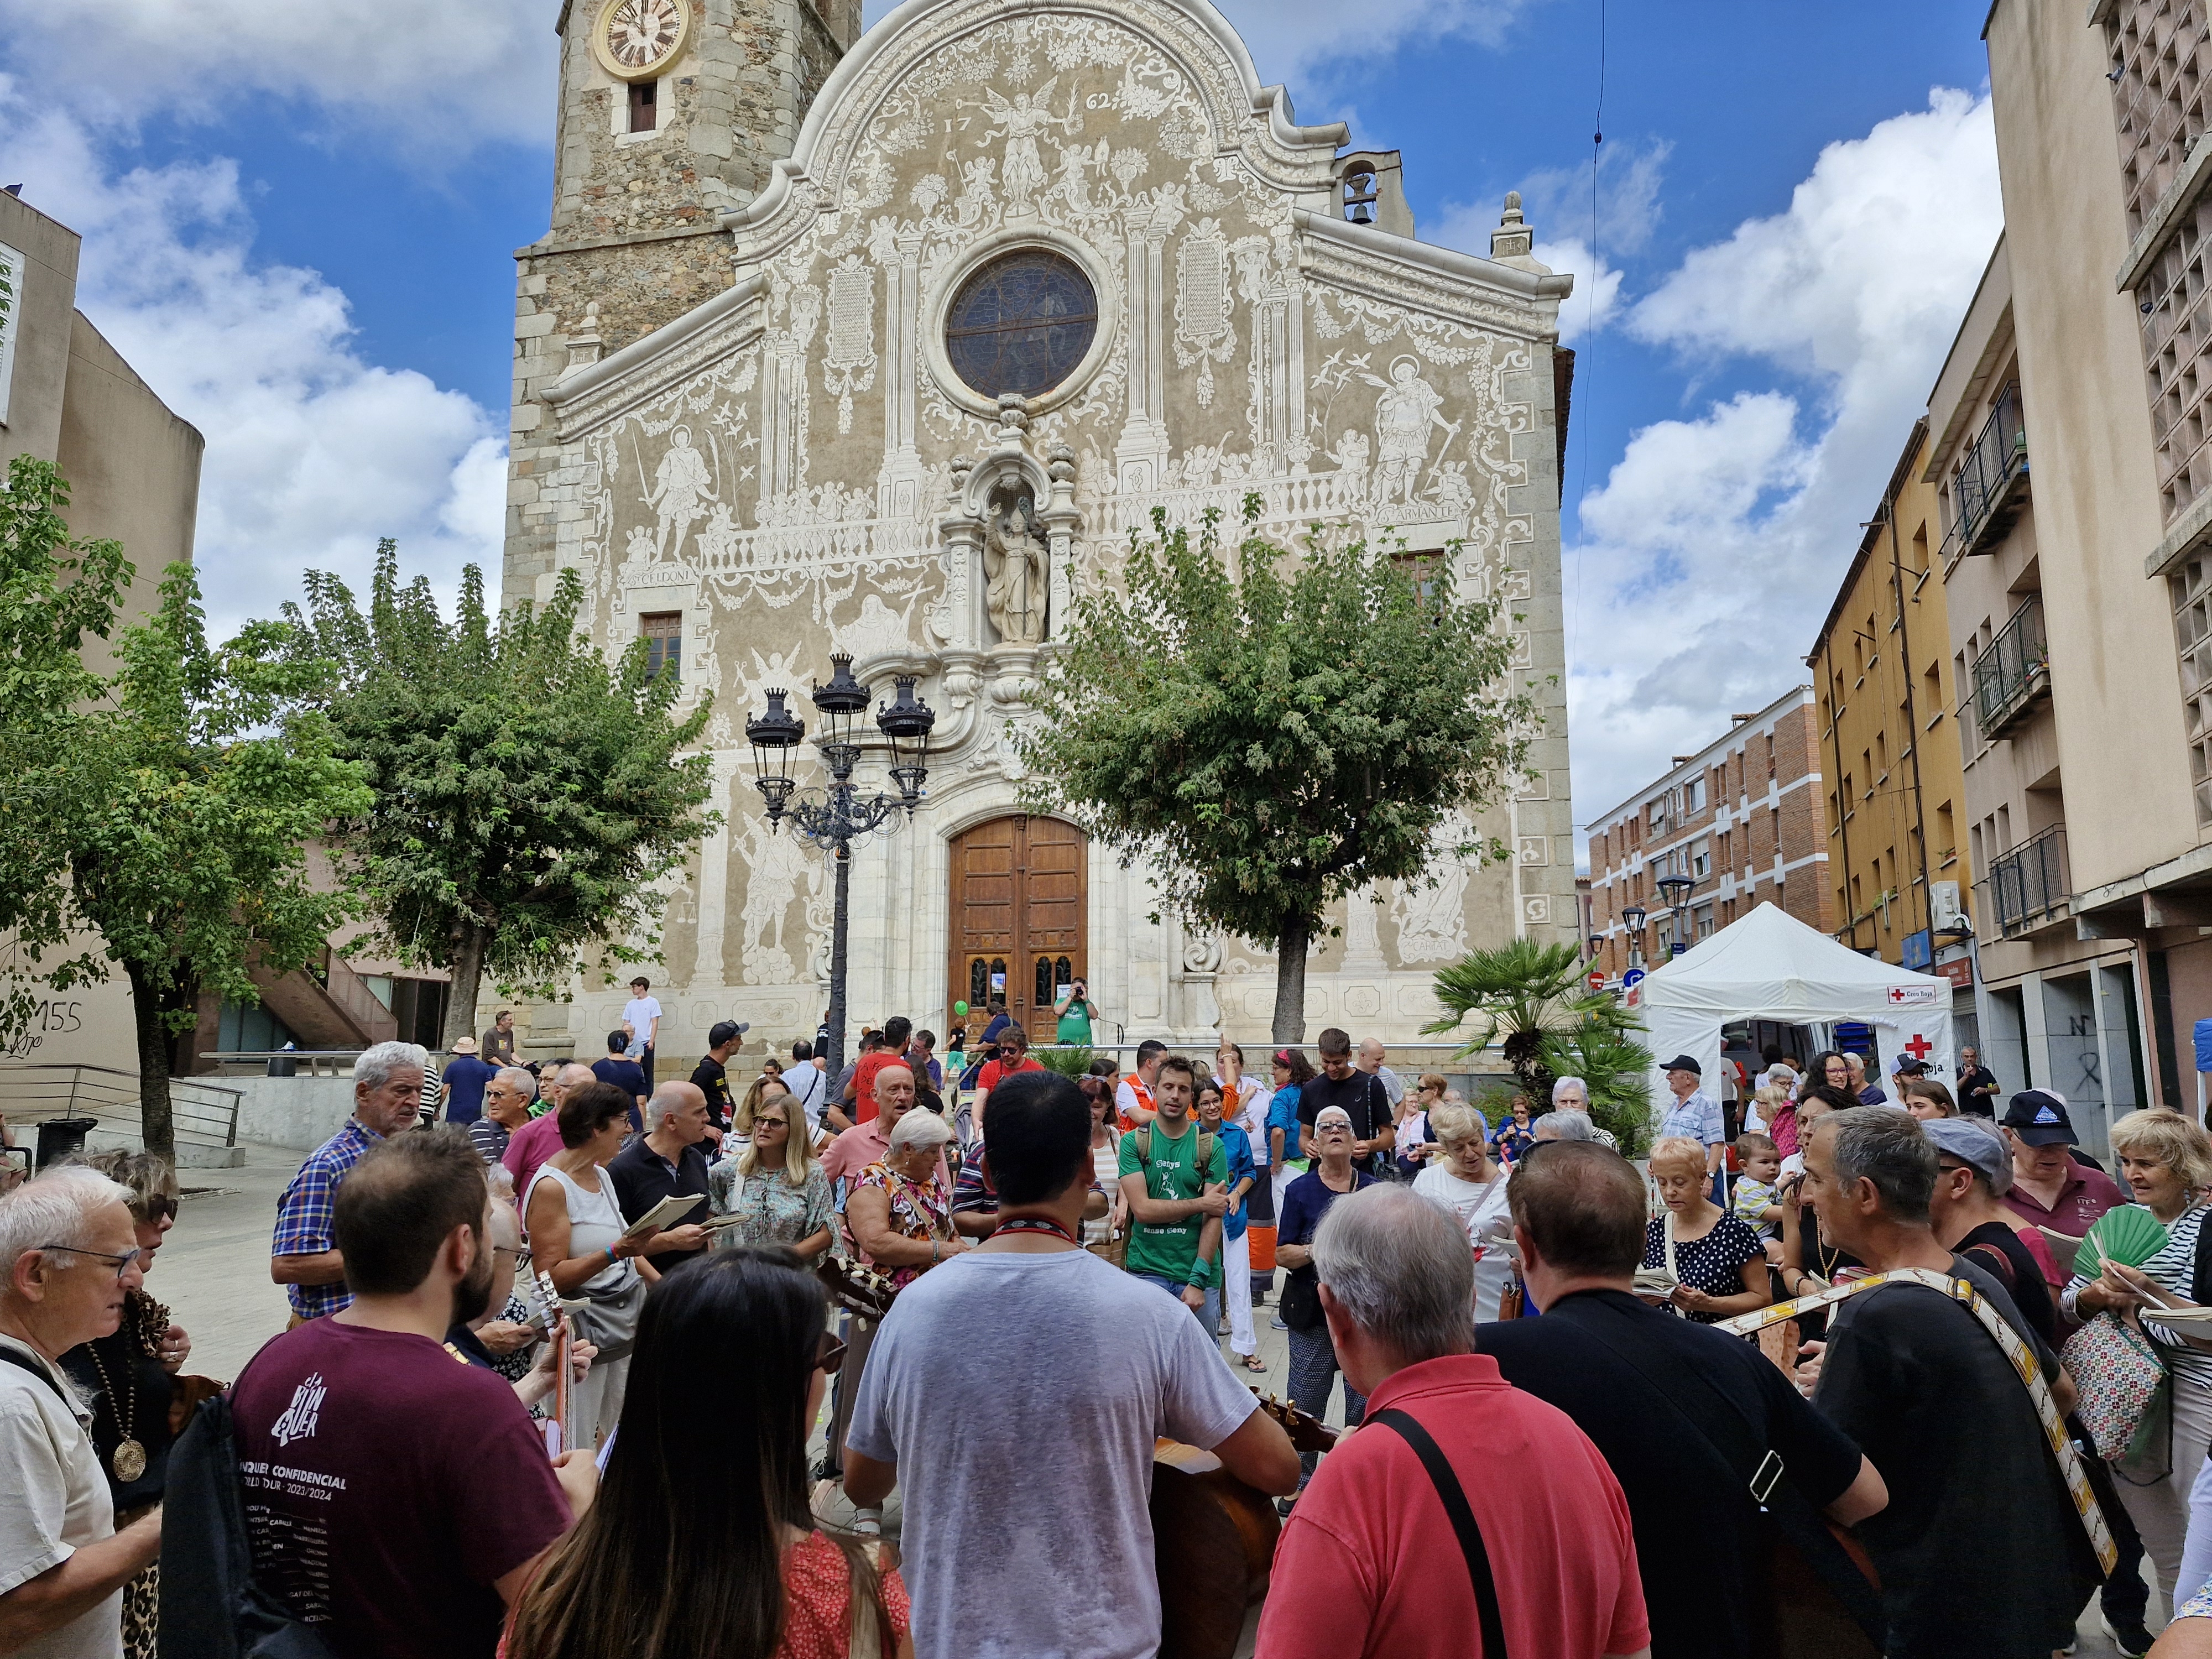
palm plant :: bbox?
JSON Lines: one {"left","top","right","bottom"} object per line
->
{"left": 1536, "top": 1021, "right": 1656, "bottom": 1155}
{"left": 1422, "top": 938, "right": 1639, "bottom": 1102}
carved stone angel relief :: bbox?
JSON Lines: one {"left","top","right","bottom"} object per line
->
{"left": 983, "top": 484, "right": 1048, "bottom": 644}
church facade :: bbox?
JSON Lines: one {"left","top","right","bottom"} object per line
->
{"left": 498, "top": 0, "right": 1581, "bottom": 1061}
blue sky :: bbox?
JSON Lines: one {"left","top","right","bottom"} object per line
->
{"left": 0, "top": 0, "right": 2001, "bottom": 844}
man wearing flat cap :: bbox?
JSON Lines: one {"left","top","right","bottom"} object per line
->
{"left": 1657, "top": 1053, "right": 1726, "bottom": 1202}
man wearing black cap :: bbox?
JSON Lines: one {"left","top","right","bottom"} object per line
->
{"left": 1656, "top": 1055, "right": 1725, "bottom": 1201}
{"left": 1995, "top": 1090, "right": 2127, "bottom": 1240}
{"left": 688, "top": 1020, "right": 747, "bottom": 1147}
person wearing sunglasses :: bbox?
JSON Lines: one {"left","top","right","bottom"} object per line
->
{"left": 0, "top": 1164, "right": 164, "bottom": 1658}
{"left": 506, "top": 1248, "right": 912, "bottom": 1659}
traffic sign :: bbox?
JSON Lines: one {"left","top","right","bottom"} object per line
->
{"left": 1622, "top": 967, "right": 1647, "bottom": 990}
{"left": 1587, "top": 970, "right": 1605, "bottom": 992}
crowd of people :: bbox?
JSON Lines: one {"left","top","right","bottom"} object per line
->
{"left": 10, "top": 1008, "right": 2212, "bottom": 1659}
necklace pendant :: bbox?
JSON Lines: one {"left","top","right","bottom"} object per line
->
{"left": 112, "top": 1438, "right": 147, "bottom": 1483}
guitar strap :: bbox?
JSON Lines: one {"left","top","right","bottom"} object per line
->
{"left": 1367, "top": 1408, "right": 1509, "bottom": 1658}
{"left": 1717, "top": 1267, "right": 2119, "bottom": 1574}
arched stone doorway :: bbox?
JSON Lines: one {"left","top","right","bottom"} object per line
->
{"left": 946, "top": 815, "right": 1087, "bottom": 1047}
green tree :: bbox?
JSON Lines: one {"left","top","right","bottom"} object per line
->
{"left": 1019, "top": 503, "right": 1535, "bottom": 1042}
{"left": 1535, "top": 1021, "right": 1655, "bottom": 1154}
{"left": 1422, "top": 937, "right": 1646, "bottom": 1112}
{"left": 0, "top": 460, "right": 370, "bottom": 1154}
{"left": 279, "top": 544, "right": 718, "bottom": 1046}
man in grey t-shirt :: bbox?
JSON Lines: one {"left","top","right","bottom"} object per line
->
{"left": 844, "top": 1072, "right": 1298, "bottom": 1659}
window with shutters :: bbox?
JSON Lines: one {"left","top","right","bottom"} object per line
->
{"left": 641, "top": 612, "right": 682, "bottom": 683}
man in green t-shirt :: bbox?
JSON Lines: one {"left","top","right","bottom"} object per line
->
{"left": 1118, "top": 1053, "right": 1230, "bottom": 1333}
{"left": 1053, "top": 979, "right": 1098, "bottom": 1045}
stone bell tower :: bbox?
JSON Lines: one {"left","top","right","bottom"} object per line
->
{"left": 506, "top": 0, "right": 862, "bottom": 603}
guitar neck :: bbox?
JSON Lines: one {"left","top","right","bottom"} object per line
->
{"left": 537, "top": 1269, "right": 572, "bottom": 1453}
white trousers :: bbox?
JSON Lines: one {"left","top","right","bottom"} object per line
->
{"left": 1271, "top": 1165, "right": 1295, "bottom": 1219}
{"left": 2120, "top": 1375, "right": 2212, "bottom": 1607}
{"left": 1223, "top": 1229, "right": 1255, "bottom": 1357}
{"left": 572, "top": 1352, "right": 629, "bottom": 1452}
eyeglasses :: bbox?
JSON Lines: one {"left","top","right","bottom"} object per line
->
{"left": 816, "top": 1331, "right": 848, "bottom": 1374}
{"left": 39, "top": 1243, "right": 144, "bottom": 1281}
{"left": 493, "top": 1245, "right": 533, "bottom": 1266}
{"left": 142, "top": 1196, "right": 178, "bottom": 1223}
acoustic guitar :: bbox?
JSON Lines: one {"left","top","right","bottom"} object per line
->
{"left": 1150, "top": 1392, "right": 1336, "bottom": 1659}
{"left": 534, "top": 1268, "right": 572, "bottom": 1458}
{"left": 816, "top": 1254, "right": 900, "bottom": 1323}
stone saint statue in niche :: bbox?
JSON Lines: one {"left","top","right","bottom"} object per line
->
{"left": 983, "top": 491, "right": 1048, "bottom": 644}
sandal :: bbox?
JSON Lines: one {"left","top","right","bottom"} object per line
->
{"left": 1241, "top": 1353, "right": 1268, "bottom": 1372}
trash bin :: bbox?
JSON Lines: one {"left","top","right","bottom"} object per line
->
{"left": 34, "top": 1117, "right": 98, "bottom": 1171}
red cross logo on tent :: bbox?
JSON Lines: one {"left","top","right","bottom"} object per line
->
{"left": 1904, "top": 1034, "right": 1934, "bottom": 1061}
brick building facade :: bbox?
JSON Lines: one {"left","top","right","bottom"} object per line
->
{"left": 1587, "top": 686, "right": 1833, "bottom": 984}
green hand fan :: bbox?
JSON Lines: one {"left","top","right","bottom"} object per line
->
{"left": 2078, "top": 1204, "right": 2170, "bottom": 1278}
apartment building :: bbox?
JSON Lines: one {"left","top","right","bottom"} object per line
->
{"left": 1586, "top": 686, "right": 1834, "bottom": 984}
{"left": 1931, "top": 0, "right": 2212, "bottom": 1145}
{"left": 1807, "top": 421, "right": 1972, "bottom": 992}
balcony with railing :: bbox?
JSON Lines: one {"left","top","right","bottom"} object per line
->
{"left": 1940, "top": 382, "right": 2031, "bottom": 562}
{"left": 1970, "top": 595, "right": 2052, "bottom": 742}
{"left": 1976, "top": 823, "right": 2070, "bottom": 937}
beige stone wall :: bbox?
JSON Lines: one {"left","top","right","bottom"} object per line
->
{"left": 499, "top": 0, "right": 1580, "bottom": 1056}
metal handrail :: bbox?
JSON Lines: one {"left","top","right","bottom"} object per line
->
{"left": 1941, "top": 382, "right": 2028, "bottom": 562}
{"left": 1971, "top": 596, "right": 2051, "bottom": 738}
{"left": 0, "top": 1063, "right": 242, "bottom": 1147}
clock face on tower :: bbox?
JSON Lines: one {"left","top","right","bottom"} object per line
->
{"left": 591, "top": 0, "right": 690, "bottom": 82}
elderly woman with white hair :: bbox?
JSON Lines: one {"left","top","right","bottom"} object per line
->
{"left": 1410, "top": 1104, "right": 1516, "bottom": 1321}
{"left": 847, "top": 1107, "right": 968, "bottom": 1290}
{"left": 1276, "top": 1104, "right": 1376, "bottom": 1498}
{"left": 1642, "top": 1136, "right": 1769, "bottom": 1324}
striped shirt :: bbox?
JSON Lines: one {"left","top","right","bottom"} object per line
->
{"left": 2067, "top": 1202, "right": 2212, "bottom": 1391}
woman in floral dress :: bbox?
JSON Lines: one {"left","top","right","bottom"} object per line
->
{"left": 708, "top": 1094, "right": 833, "bottom": 1257}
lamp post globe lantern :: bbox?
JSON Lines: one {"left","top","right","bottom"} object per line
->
{"left": 744, "top": 689, "right": 805, "bottom": 823}
{"left": 1622, "top": 902, "right": 1647, "bottom": 934}
{"left": 747, "top": 654, "right": 936, "bottom": 1073}
{"left": 1655, "top": 874, "right": 1693, "bottom": 908}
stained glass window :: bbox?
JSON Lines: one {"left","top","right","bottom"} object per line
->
{"left": 945, "top": 251, "right": 1098, "bottom": 400}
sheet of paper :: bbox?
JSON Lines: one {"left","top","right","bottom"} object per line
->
{"left": 2037, "top": 1228, "right": 2084, "bottom": 1278}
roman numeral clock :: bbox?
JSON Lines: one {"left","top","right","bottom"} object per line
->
{"left": 591, "top": 0, "right": 690, "bottom": 80}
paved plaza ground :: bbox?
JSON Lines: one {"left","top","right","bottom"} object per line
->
{"left": 162, "top": 1141, "right": 2147, "bottom": 1656}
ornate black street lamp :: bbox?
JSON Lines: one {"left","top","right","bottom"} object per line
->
{"left": 746, "top": 653, "right": 935, "bottom": 1072}
{"left": 1656, "top": 873, "right": 1694, "bottom": 958}
{"left": 1622, "top": 902, "right": 1647, "bottom": 970}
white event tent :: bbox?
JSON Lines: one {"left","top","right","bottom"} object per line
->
{"left": 1626, "top": 901, "right": 1953, "bottom": 1110}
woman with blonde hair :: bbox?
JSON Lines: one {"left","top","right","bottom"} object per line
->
{"left": 2065, "top": 1108, "right": 2212, "bottom": 1605}
{"left": 1641, "top": 1135, "right": 1770, "bottom": 1324}
{"left": 709, "top": 1091, "right": 833, "bottom": 1257}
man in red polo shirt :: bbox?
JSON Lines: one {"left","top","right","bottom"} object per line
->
{"left": 845, "top": 1016, "right": 913, "bottom": 1124}
{"left": 1255, "top": 1184, "right": 1650, "bottom": 1659}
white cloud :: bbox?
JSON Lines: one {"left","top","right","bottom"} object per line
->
{"left": 1565, "top": 89, "right": 2002, "bottom": 849}
{"left": 1, "top": 100, "right": 505, "bottom": 638}
{"left": 0, "top": 0, "right": 553, "bottom": 154}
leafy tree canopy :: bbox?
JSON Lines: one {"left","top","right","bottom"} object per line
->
{"left": 278, "top": 544, "right": 718, "bottom": 1044}
{"left": 1020, "top": 502, "right": 1536, "bottom": 1041}
{"left": 0, "top": 456, "right": 369, "bottom": 1153}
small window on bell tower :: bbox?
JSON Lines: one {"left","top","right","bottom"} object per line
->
{"left": 628, "top": 79, "right": 658, "bottom": 134}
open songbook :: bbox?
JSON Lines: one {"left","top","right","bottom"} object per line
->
{"left": 619, "top": 1192, "right": 704, "bottom": 1243}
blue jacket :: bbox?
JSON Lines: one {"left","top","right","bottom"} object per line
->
{"left": 1216, "top": 1122, "right": 1257, "bottom": 1242}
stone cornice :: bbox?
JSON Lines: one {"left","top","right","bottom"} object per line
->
{"left": 1292, "top": 211, "right": 1571, "bottom": 338}
{"left": 544, "top": 273, "right": 766, "bottom": 437}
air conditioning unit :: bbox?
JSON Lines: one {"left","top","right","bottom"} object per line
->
{"left": 1931, "top": 880, "right": 1966, "bottom": 933}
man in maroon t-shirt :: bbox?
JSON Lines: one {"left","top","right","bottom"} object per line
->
{"left": 232, "top": 1129, "right": 594, "bottom": 1659}
{"left": 1996, "top": 1089, "right": 2127, "bottom": 1239}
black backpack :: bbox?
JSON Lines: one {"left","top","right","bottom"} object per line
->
{"left": 159, "top": 1391, "right": 335, "bottom": 1659}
